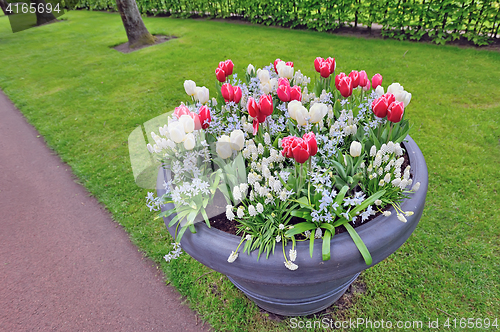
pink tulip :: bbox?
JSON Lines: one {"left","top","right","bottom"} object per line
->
{"left": 335, "top": 72, "right": 346, "bottom": 90}
{"left": 174, "top": 105, "right": 190, "bottom": 118}
{"left": 189, "top": 112, "right": 202, "bottom": 130}
{"left": 372, "top": 96, "right": 389, "bottom": 118}
{"left": 290, "top": 85, "right": 302, "bottom": 101}
{"left": 362, "top": 79, "right": 371, "bottom": 92}
{"left": 302, "top": 132, "right": 317, "bottom": 156}
{"left": 215, "top": 67, "right": 226, "bottom": 83}
{"left": 291, "top": 140, "right": 310, "bottom": 164}
{"left": 198, "top": 106, "right": 211, "bottom": 129}
{"left": 384, "top": 93, "right": 396, "bottom": 105}
{"left": 221, "top": 83, "right": 234, "bottom": 102}
{"left": 233, "top": 86, "right": 242, "bottom": 104}
{"left": 278, "top": 77, "right": 290, "bottom": 87}
{"left": 387, "top": 101, "right": 404, "bottom": 123}
{"left": 277, "top": 84, "right": 291, "bottom": 102}
{"left": 349, "top": 70, "right": 360, "bottom": 89}
{"left": 320, "top": 62, "right": 331, "bottom": 78}
{"left": 325, "top": 57, "right": 335, "bottom": 74}
{"left": 372, "top": 73, "right": 383, "bottom": 89}
{"left": 259, "top": 95, "right": 273, "bottom": 116}
{"left": 224, "top": 59, "right": 234, "bottom": 76}
{"left": 337, "top": 77, "right": 353, "bottom": 98}
{"left": 286, "top": 61, "right": 294, "bottom": 68}
{"left": 247, "top": 97, "right": 260, "bottom": 118}
{"left": 358, "top": 70, "right": 368, "bottom": 87}
{"left": 314, "top": 57, "right": 324, "bottom": 73}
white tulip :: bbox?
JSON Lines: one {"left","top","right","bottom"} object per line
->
{"left": 194, "top": 86, "right": 209, "bottom": 104}
{"left": 260, "top": 81, "right": 273, "bottom": 95}
{"left": 394, "top": 90, "right": 412, "bottom": 107}
{"left": 387, "top": 82, "right": 404, "bottom": 95}
{"left": 183, "top": 80, "right": 196, "bottom": 96}
{"left": 294, "top": 106, "right": 309, "bottom": 126}
{"left": 183, "top": 133, "right": 196, "bottom": 150}
{"left": 168, "top": 121, "right": 185, "bottom": 144}
{"left": 270, "top": 78, "right": 278, "bottom": 90}
{"left": 179, "top": 114, "right": 195, "bottom": 133}
{"left": 247, "top": 64, "right": 255, "bottom": 76}
{"left": 230, "top": 130, "right": 245, "bottom": 151}
{"left": 287, "top": 100, "right": 303, "bottom": 119}
{"left": 375, "top": 85, "right": 385, "bottom": 97}
{"left": 309, "top": 103, "right": 328, "bottom": 123}
{"left": 216, "top": 135, "right": 233, "bottom": 159}
{"left": 276, "top": 61, "right": 294, "bottom": 79}
{"left": 350, "top": 141, "right": 362, "bottom": 157}
{"left": 257, "top": 69, "right": 270, "bottom": 83}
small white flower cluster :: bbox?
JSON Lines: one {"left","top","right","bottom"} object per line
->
{"left": 366, "top": 142, "right": 410, "bottom": 189}
{"left": 285, "top": 249, "right": 298, "bottom": 270}
{"left": 164, "top": 242, "right": 182, "bottom": 262}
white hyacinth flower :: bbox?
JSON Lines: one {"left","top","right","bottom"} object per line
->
{"left": 397, "top": 213, "right": 407, "bottom": 223}
{"left": 279, "top": 224, "right": 285, "bottom": 230}
{"left": 256, "top": 203, "right": 264, "bottom": 213}
{"left": 379, "top": 179, "right": 385, "bottom": 186}
{"left": 411, "top": 182, "right": 421, "bottom": 192}
{"left": 226, "top": 205, "right": 235, "bottom": 221}
{"left": 405, "top": 211, "right": 414, "bottom": 216}
{"left": 384, "top": 173, "right": 391, "bottom": 183}
{"left": 237, "top": 206, "right": 245, "bottom": 218}
{"left": 284, "top": 261, "right": 298, "bottom": 271}
{"left": 289, "top": 249, "right": 297, "bottom": 262}
{"left": 314, "top": 228, "right": 322, "bottom": 239}
{"left": 147, "top": 143, "right": 154, "bottom": 154}
{"left": 383, "top": 211, "right": 392, "bottom": 217}
{"left": 227, "top": 251, "right": 238, "bottom": 263}
{"left": 233, "top": 186, "right": 242, "bottom": 201}
{"left": 264, "top": 133, "right": 271, "bottom": 145}
{"left": 248, "top": 205, "right": 257, "bottom": 217}
{"left": 276, "top": 235, "right": 281, "bottom": 243}
{"left": 375, "top": 199, "right": 382, "bottom": 206}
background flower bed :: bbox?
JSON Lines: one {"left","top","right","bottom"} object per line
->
{"left": 0, "top": 11, "right": 499, "bottom": 331}
{"left": 74, "top": 0, "right": 500, "bottom": 46}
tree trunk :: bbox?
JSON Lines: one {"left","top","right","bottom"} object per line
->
{"left": 0, "top": 0, "right": 9, "bottom": 15}
{"left": 30, "top": 0, "right": 57, "bottom": 25}
{"left": 115, "top": 0, "right": 155, "bottom": 48}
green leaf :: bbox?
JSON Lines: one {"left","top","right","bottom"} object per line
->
{"left": 285, "top": 222, "right": 316, "bottom": 236}
{"left": 309, "top": 234, "right": 315, "bottom": 258}
{"left": 345, "top": 223, "right": 372, "bottom": 265}
{"left": 322, "top": 230, "right": 331, "bottom": 261}
{"left": 350, "top": 190, "right": 386, "bottom": 216}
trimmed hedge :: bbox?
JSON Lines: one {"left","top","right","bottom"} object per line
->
{"left": 76, "top": 0, "right": 500, "bottom": 45}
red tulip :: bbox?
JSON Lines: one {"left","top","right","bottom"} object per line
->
{"left": 335, "top": 72, "right": 346, "bottom": 90}
{"left": 320, "top": 62, "right": 331, "bottom": 78}
{"left": 372, "top": 96, "right": 389, "bottom": 118}
{"left": 286, "top": 61, "right": 294, "bottom": 67}
{"left": 337, "top": 77, "right": 353, "bottom": 98}
{"left": 387, "top": 101, "right": 404, "bottom": 123}
{"left": 259, "top": 95, "right": 273, "bottom": 116}
{"left": 314, "top": 57, "right": 324, "bottom": 73}
{"left": 372, "top": 73, "right": 383, "bottom": 89}
{"left": 198, "top": 106, "right": 211, "bottom": 129}
{"left": 384, "top": 93, "right": 395, "bottom": 105}
{"left": 233, "top": 86, "right": 242, "bottom": 104}
{"left": 325, "top": 57, "right": 335, "bottom": 74}
{"left": 358, "top": 70, "right": 368, "bottom": 87}
{"left": 224, "top": 59, "right": 234, "bottom": 76}
{"left": 247, "top": 97, "right": 260, "bottom": 118}
{"left": 290, "top": 85, "right": 302, "bottom": 101}
{"left": 349, "top": 70, "right": 360, "bottom": 89}
{"left": 221, "top": 83, "right": 234, "bottom": 102}
{"left": 363, "top": 78, "right": 371, "bottom": 92}
{"left": 277, "top": 84, "right": 291, "bottom": 102}
{"left": 274, "top": 58, "right": 282, "bottom": 74}
{"left": 281, "top": 136, "right": 296, "bottom": 158}
{"left": 215, "top": 67, "right": 226, "bottom": 83}
{"left": 302, "top": 132, "right": 317, "bottom": 156}
{"left": 174, "top": 105, "right": 190, "bottom": 118}
{"left": 292, "top": 140, "right": 310, "bottom": 164}
{"left": 278, "top": 77, "right": 290, "bottom": 87}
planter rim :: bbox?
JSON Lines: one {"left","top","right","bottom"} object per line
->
{"left": 157, "top": 135, "right": 428, "bottom": 285}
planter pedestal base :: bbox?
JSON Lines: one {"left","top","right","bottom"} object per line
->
{"left": 228, "top": 273, "right": 360, "bottom": 316}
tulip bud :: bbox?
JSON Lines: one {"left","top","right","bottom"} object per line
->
{"left": 215, "top": 67, "right": 226, "bottom": 83}
{"left": 314, "top": 57, "right": 324, "bottom": 73}
{"left": 168, "top": 121, "right": 186, "bottom": 143}
{"left": 216, "top": 135, "right": 233, "bottom": 159}
{"left": 362, "top": 79, "right": 371, "bottom": 92}
{"left": 303, "top": 132, "right": 317, "bottom": 156}
{"left": 375, "top": 85, "right": 385, "bottom": 96}
{"left": 320, "top": 62, "right": 331, "bottom": 78}
{"left": 277, "top": 84, "right": 291, "bottom": 102}
{"left": 349, "top": 70, "right": 360, "bottom": 88}
{"left": 294, "top": 106, "right": 309, "bottom": 126}
{"left": 257, "top": 69, "right": 270, "bottom": 83}
{"left": 184, "top": 80, "right": 196, "bottom": 96}
{"left": 290, "top": 85, "right": 302, "bottom": 101}
{"left": 259, "top": 95, "right": 273, "bottom": 116}
{"left": 174, "top": 105, "right": 190, "bottom": 118}
{"left": 221, "top": 83, "right": 234, "bottom": 102}
{"left": 309, "top": 102, "right": 328, "bottom": 123}
{"left": 387, "top": 101, "right": 404, "bottom": 123}
{"left": 247, "top": 64, "right": 255, "bottom": 76}
{"left": 179, "top": 114, "right": 195, "bottom": 133}
{"left": 183, "top": 133, "right": 196, "bottom": 150}
{"left": 233, "top": 86, "right": 242, "bottom": 104}
{"left": 350, "top": 141, "right": 362, "bottom": 157}
{"left": 230, "top": 129, "right": 245, "bottom": 151}
{"left": 358, "top": 70, "right": 368, "bottom": 88}
{"left": 337, "top": 77, "right": 353, "bottom": 98}
{"left": 372, "top": 73, "right": 383, "bottom": 89}
{"left": 198, "top": 106, "right": 211, "bottom": 129}
{"left": 194, "top": 86, "right": 210, "bottom": 104}
{"left": 287, "top": 100, "right": 302, "bottom": 120}
{"left": 278, "top": 77, "right": 290, "bottom": 87}
{"left": 224, "top": 59, "right": 234, "bottom": 76}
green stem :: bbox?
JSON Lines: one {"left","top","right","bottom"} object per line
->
{"left": 388, "top": 122, "right": 394, "bottom": 143}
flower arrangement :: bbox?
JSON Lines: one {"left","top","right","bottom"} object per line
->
{"left": 146, "top": 57, "right": 421, "bottom": 271}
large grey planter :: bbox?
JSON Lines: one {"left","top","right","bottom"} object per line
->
{"left": 157, "top": 136, "right": 428, "bottom": 316}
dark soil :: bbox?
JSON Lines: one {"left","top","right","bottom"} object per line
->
{"left": 210, "top": 148, "right": 411, "bottom": 237}
{"left": 112, "top": 35, "right": 176, "bottom": 53}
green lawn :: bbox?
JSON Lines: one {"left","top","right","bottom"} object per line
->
{"left": 0, "top": 10, "right": 499, "bottom": 332}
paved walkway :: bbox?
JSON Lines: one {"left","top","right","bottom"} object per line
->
{"left": 0, "top": 90, "right": 210, "bottom": 331}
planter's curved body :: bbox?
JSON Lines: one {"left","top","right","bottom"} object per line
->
{"left": 157, "top": 136, "right": 428, "bottom": 316}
